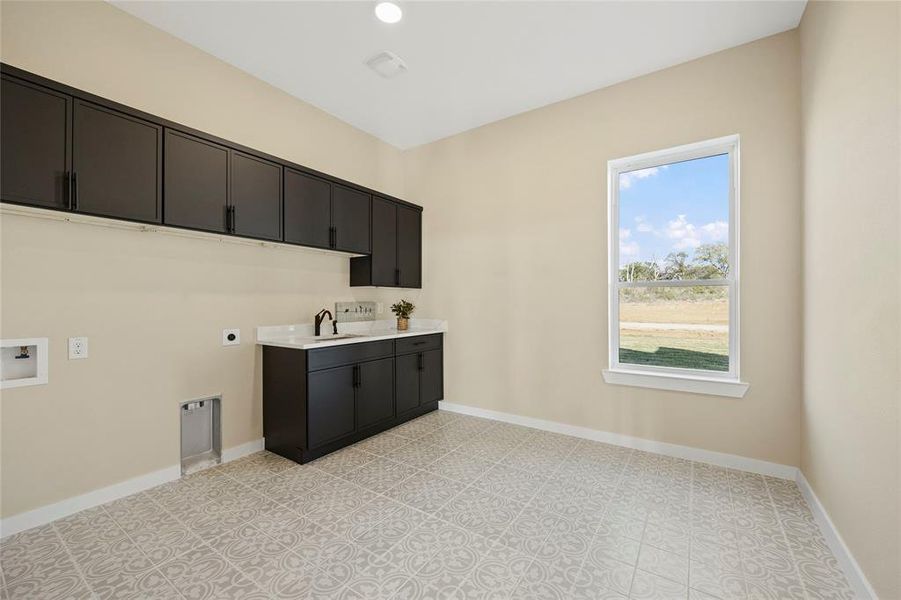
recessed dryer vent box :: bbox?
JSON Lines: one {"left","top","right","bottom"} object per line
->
{"left": 180, "top": 396, "right": 221, "bottom": 475}
{"left": 1, "top": 338, "right": 48, "bottom": 389}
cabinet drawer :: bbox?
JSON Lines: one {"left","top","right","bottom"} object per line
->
{"left": 307, "top": 339, "right": 394, "bottom": 372}
{"left": 395, "top": 334, "right": 442, "bottom": 356}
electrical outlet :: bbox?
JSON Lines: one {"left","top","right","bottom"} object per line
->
{"left": 68, "top": 337, "right": 88, "bottom": 360}
{"left": 222, "top": 328, "right": 240, "bottom": 346}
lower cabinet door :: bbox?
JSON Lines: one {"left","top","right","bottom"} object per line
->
{"left": 421, "top": 349, "right": 444, "bottom": 404}
{"left": 356, "top": 358, "right": 395, "bottom": 430}
{"left": 308, "top": 365, "right": 356, "bottom": 448}
{"left": 395, "top": 353, "right": 421, "bottom": 415}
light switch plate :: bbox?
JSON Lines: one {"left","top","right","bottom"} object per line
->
{"left": 222, "top": 329, "right": 240, "bottom": 346}
{"left": 68, "top": 337, "right": 88, "bottom": 360}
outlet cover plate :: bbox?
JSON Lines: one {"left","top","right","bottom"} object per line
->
{"left": 68, "top": 337, "right": 88, "bottom": 360}
{"left": 222, "top": 329, "right": 240, "bottom": 346}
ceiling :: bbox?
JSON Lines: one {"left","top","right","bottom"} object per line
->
{"left": 112, "top": 1, "right": 806, "bottom": 149}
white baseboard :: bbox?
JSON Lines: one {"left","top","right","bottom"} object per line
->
{"left": 439, "top": 401, "right": 798, "bottom": 479}
{"left": 0, "top": 438, "right": 265, "bottom": 539}
{"left": 795, "top": 471, "right": 877, "bottom": 600}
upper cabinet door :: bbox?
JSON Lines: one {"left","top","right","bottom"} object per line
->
{"left": 397, "top": 205, "right": 422, "bottom": 288}
{"left": 370, "top": 197, "right": 398, "bottom": 286}
{"left": 72, "top": 100, "right": 162, "bottom": 223}
{"left": 284, "top": 169, "right": 331, "bottom": 249}
{"left": 1, "top": 76, "right": 71, "bottom": 209}
{"left": 230, "top": 151, "right": 281, "bottom": 241}
{"left": 332, "top": 185, "right": 370, "bottom": 254}
{"left": 164, "top": 130, "right": 229, "bottom": 233}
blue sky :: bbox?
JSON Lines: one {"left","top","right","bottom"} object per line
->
{"left": 618, "top": 153, "right": 729, "bottom": 267}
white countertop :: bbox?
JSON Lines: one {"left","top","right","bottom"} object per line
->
{"left": 256, "top": 318, "right": 447, "bottom": 350}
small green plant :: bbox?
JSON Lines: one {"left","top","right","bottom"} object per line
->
{"left": 390, "top": 299, "right": 415, "bottom": 319}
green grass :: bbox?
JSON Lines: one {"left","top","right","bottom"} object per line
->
{"left": 619, "top": 331, "right": 729, "bottom": 371}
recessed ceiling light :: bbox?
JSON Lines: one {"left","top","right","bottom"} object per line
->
{"left": 375, "top": 2, "right": 402, "bottom": 24}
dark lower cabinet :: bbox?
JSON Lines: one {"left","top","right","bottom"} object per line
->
{"left": 284, "top": 168, "right": 331, "bottom": 248}
{"left": 421, "top": 349, "right": 444, "bottom": 403}
{"left": 263, "top": 334, "right": 443, "bottom": 463}
{"left": 308, "top": 365, "right": 356, "bottom": 449}
{"left": 395, "top": 353, "right": 421, "bottom": 415}
{"left": 396, "top": 341, "right": 443, "bottom": 417}
{"left": 357, "top": 358, "right": 395, "bottom": 429}
{"left": 1, "top": 75, "right": 71, "bottom": 209}
{"left": 231, "top": 151, "right": 281, "bottom": 241}
{"left": 72, "top": 100, "right": 162, "bottom": 222}
{"left": 164, "top": 130, "right": 229, "bottom": 233}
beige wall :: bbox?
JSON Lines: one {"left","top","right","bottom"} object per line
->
{"left": 1, "top": 2, "right": 806, "bottom": 522}
{"left": 799, "top": 1, "right": 900, "bottom": 597}
{"left": 404, "top": 31, "right": 803, "bottom": 467}
{"left": 0, "top": 0, "right": 409, "bottom": 518}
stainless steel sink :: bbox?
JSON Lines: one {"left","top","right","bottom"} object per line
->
{"left": 312, "top": 334, "right": 363, "bottom": 342}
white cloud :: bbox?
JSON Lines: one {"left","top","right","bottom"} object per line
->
{"left": 701, "top": 220, "right": 729, "bottom": 242}
{"left": 619, "top": 228, "right": 631, "bottom": 240}
{"left": 666, "top": 214, "right": 700, "bottom": 250}
{"left": 619, "top": 166, "right": 666, "bottom": 190}
{"left": 665, "top": 215, "right": 729, "bottom": 251}
{"left": 634, "top": 216, "right": 655, "bottom": 233}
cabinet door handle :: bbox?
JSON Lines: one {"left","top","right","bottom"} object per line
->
{"left": 357, "top": 364, "right": 362, "bottom": 388}
{"left": 395, "top": 268, "right": 400, "bottom": 286}
{"left": 418, "top": 352, "right": 423, "bottom": 371}
{"left": 226, "top": 206, "right": 236, "bottom": 233}
{"left": 71, "top": 171, "right": 78, "bottom": 211}
{"left": 64, "top": 171, "right": 72, "bottom": 210}
{"left": 331, "top": 226, "right": 337, "bottom": 249}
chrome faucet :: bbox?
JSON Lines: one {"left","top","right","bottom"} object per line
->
{"left": 314, "top": 309, "right": 337, "bottom": 336}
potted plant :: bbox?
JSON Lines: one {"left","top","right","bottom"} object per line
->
{"left": 390, "top": 299, "right": 415, "bottom": 331}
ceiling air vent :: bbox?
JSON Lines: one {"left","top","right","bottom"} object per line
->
{"left": 365, "top": 51, "right": 407, "bottom": 79}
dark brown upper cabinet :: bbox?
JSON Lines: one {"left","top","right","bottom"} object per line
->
{"left": 0, "top": 75, "right": 71, "bottom": 210}
{"left": 72, "top": 100, "right": 162, "bottom": 223}
{"left": 231, "top": 151, "right": 281, "bottom": 241}
{"left": 0, "top": 64, "right": 422, "bottom": 269}
{"left": 332, "top": 184, "right": 371, "bottom": 254}
{"left": 283, "top": 168, "right": 331, "bottom": 248}
{"left": 396, "top": 204, "right": 422, "bottom": 288}
{"left": 163, "top": 130, "right": 229, "bottom": 234}
{"left": 351, "top": 197, "right": 422, "bottom": 288}
{"left": 370, "top": 197, "right": 398, "bottom": 284}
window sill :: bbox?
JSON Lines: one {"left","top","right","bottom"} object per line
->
{"left": 602, "top": 369, "right": 749, "bottom": 398}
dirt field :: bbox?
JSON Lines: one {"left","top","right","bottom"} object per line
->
{"left": 620, "top": 299, "right": 728, "bottom": 325}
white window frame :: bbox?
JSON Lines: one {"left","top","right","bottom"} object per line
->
{"left": 603, "top": 135, "right": 748, "bottom": 398}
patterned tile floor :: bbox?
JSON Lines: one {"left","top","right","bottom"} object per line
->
{"left": 1, "top": 410, "right": 854, "bottom": 600}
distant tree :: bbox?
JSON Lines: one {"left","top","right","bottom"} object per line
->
{"left": 663, "top": 251, "right": 690, "bottom": 280}
{"left": 619, "top": 261, "right": 661, "bottom": 282}
{"left": 694, "top": 243, "right": 729, "bottom": 278}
